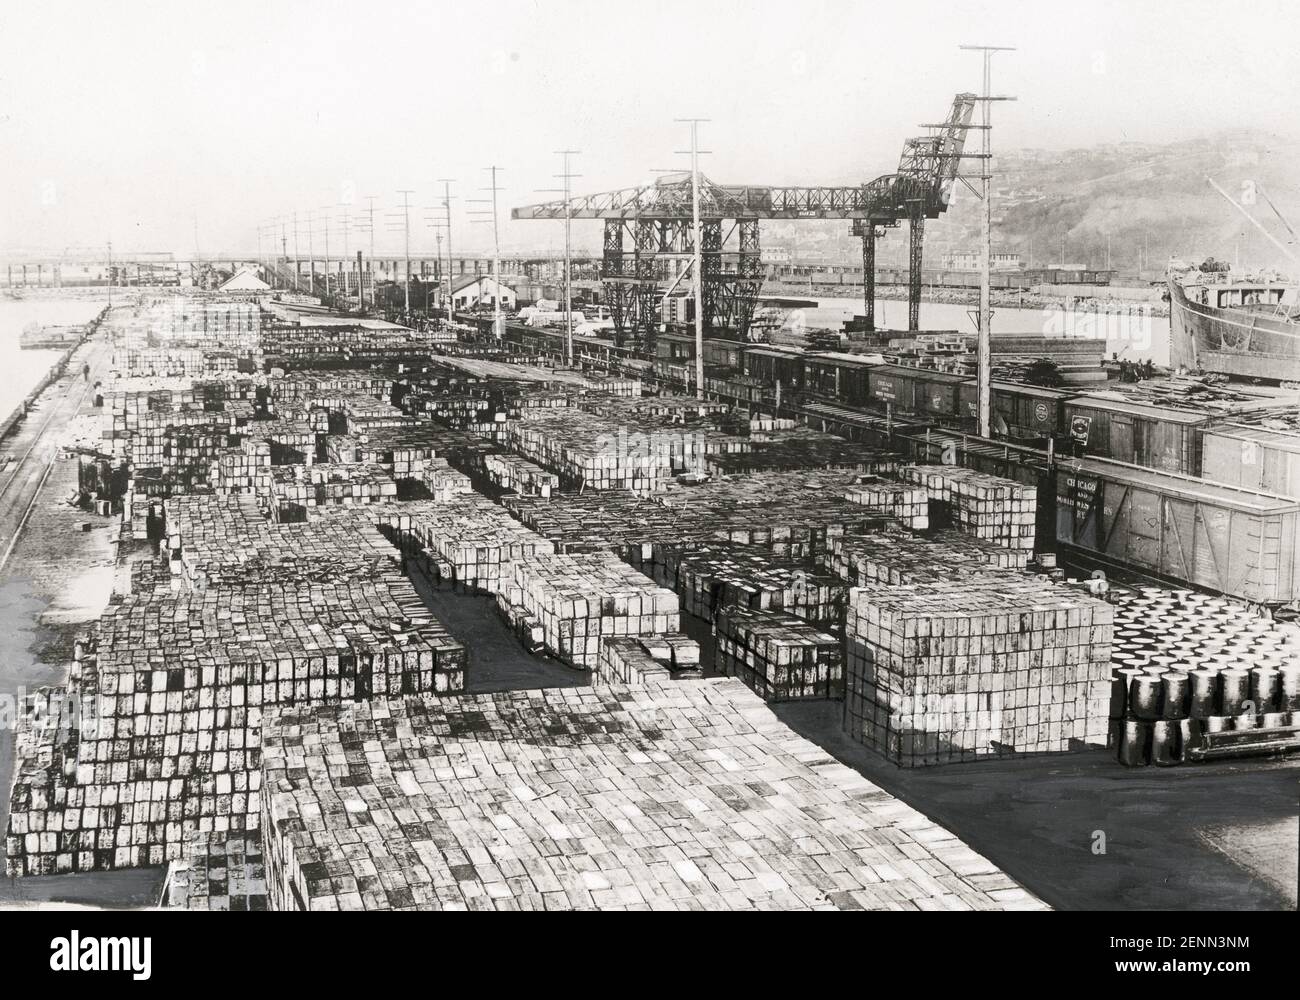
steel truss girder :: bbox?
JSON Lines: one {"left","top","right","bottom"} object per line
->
{"left": 598, "top": 217, "right": 765, "bottom": 342}
{"left": 908, "top": 202, "right": 925, "bottom": 332}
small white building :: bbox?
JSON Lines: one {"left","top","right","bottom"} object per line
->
{"left": 452, "top": 274, "right": 517, "bottom": 311}
{"left": 943, "top": 249, "right": 1022, "bottom": 272}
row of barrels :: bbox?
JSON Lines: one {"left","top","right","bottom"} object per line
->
{"left": 1111, "top": 662, "right": 1300, "bottom": 767}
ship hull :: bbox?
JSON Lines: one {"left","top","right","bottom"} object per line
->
{"left": 1169, "top": 278, "right": 1300, "bottom": 381}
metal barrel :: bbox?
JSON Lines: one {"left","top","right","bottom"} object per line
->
{"left": 1203, "top": 715, "right": 1233, "bottom": 733}
{"left": 1249, "top": 667, "right": 1281, "bottom": 713}
{"left": 1110, "top": 668, "right": 1142, "bottom": 718}
{"left": 1161, "top": 672, "right": 1189, "bottom": 720}
{"left": 1188, "top": 669, "right": 1220, "bottom": 719}
{"left": 1118, "top": 719, "right": 1151, "bottom": 767}
{"left": 1219, "top": 669, "right": 1252, "bottom": 715}
{"left": 1128, "top": 674, "right": 1164, "bottom": 720}
{"left": 1178, "top": 718, "right": 1201, "bottom": 760}
{"left": 1261, "top": 711, "right": 1290, "bottom": 729}
{"left": 1279, "top": 663, "right": 1300, "bottom": 711}
{"left": 1151, "top": 720, "right": 1181, "bottom": 766}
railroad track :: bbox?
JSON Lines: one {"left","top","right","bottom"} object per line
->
{"left": 0, "top": 339, "right": 104, "bottom": 573}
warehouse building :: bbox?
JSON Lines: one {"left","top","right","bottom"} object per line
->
{"left": 451, "top": 274, "right": 517, "bottom": 311}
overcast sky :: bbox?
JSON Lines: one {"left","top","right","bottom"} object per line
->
{"left": 2, "top": 0, "right": 1296, "bottom": 257}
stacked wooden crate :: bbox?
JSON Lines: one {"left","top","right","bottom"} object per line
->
{"left": 359, "top": 496, "right": 555, "bottom": 594}
{"left": 823, "top": 530, "right": 1023, "bottom": 588}
{"left": 705, "top": 437, "right": 898, "bottom": 476}
{"left": 504, "top": 490, "right": 682, "bottom": 556}
{"left": 420, "top": 462, "right": 474, "bottom": 502}
{"left": 324, "top": 424, "right": 438, "bottom": 482}
{"left": 651, "top": 541, "right": 846, "bottom": 627}
{"left": 4, "top": 498, "right": 466, "bottom": 875}
{"left": 160, "top": 832, "right": 267, "bottom": 911}
{"left": 716, "top": 606, "right": 844, "bottom": 702}
{"left": 210, "top": 440, "right": 273, "bottom": 495}
{"left": 505, "top": 486, "right": 892, "bottom": 564}
{"left": 844, "top": 575, "right": 1112, "bottom": 765}
{"left": 112, "top": 348, "right": 240, "bottom": 378}
{"left": 595, "top": 634, "right": 703, "bottom": 684}
{"left": 270, "top": 371, "right": 393, "bottom": 405}
{"left": 505, "top": 410, "right": 678, "bottom": 493}
{"left": 842, "top": 475, "right": 929, "bottom": 530}
{"left": 479, "top": 452, "right": 559, "bottom": 496}
{"left": 258, "top": 681, "right": 1044, "bottom": 910}
{"left": 259, "top": 325, "right": 441, "bottom": 367}
{"left": 902, "top": 465, "right": 1037, "bottom": 553}
{"left": 269, "top": 463, "right": 398, "bottom": 518}
{"left": 501, "top": 551, "right": 680, "bottom": 668}
{"left": 242, "top": 420, "right": 317, "bottom": 465}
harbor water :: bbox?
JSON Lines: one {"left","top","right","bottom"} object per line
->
{"left": 0, "top": 298, "right": 108, "bottom": 421}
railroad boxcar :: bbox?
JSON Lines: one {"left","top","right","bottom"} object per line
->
{"left": 907, "top": 369, "right": 968, "bottom": 418}
{"left": 742, "top": 345, "right": 806, "bottom": 390}
{"left": 803, "top": 352, "right": 874, "bottom": 406}
{"left": 865, "top": 363, "right": 920, "bottom": 413}
{"left": 1055, "top": 458, "right": 1300, "bottom": 605}
{"left": 1062, "top": 396, "right": 1205, "bottom": 476}
{"left": 1201, "top": 422, "right": 1300, "bottom": 497}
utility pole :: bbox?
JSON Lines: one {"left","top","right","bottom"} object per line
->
{"left": 339, "top": 208, "right": 352, "bottom": 302}
{"left": 676, "top": 118, "right": 709, "bottom": 400}
{"left": 107, "top": 240, "right": 113, "bottom": 308}
{"left": 397, "top": 191, "right": 415, "bottom": 315}
{"left": 292, "top": 211, "right": 302, "bottom": 292}
{"left": 435, "top": 179, "right": 456, "bottom": 318}
{"left": 280, "top": 219, "right": 289, "bottom": 291}
{"left": 469, "top": 168, "right": 506, "bottom": 338}
{"left": 960, "top": 44, "right": 1015, "bottom": 439}
{"left": 319, "top": 208, "right": 331, "bottom": 303}
{"left": 362, "top": 195, "right": 378, "bottom": 311}
{"left": 558, "top": 151, "right": 580, "bottom": 364}
{"left": 306, "top": 208, "right": 316, "bottom": 297}
{"left": 538, "top": 153, "right": 581, "bottom": 362}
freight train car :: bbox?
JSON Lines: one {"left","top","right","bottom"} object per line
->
{"left": 1201, "top": 422, "right": 1300, "bottom": 498}
{"left": 1056, "top": 458, "right": 1300, "bottom": 605}
{"left": 1062, "top": 397, "right": 1205, "bottom": 476}
{"left": 803, "top": 353, "right": 872, "bottom": 406}
{"left": 978, "top": 381, "right": 1071, "bottom": 441}
{"left": 742, "top": 346, "right": 807, "bottom": 391}
{"left": 863, "top": 363, "right": 919, "bottom": 413}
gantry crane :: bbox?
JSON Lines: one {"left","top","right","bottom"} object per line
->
{"left": 512, "top": 93, "right": 977, "bottom": 349}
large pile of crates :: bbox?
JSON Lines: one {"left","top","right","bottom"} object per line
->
{"left": 4, "top": 493, "right": 466, "bottom": 876}
{"left": 844, "top": 572, "right": 1112, "bottom": 766}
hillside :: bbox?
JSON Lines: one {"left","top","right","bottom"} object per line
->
{"left": 764, "top": 130, "right": 1300, "bottom": 279}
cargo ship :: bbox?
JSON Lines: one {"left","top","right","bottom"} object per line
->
{"left": 1168, "top": 264, "right": 1300, "bottom": 382}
